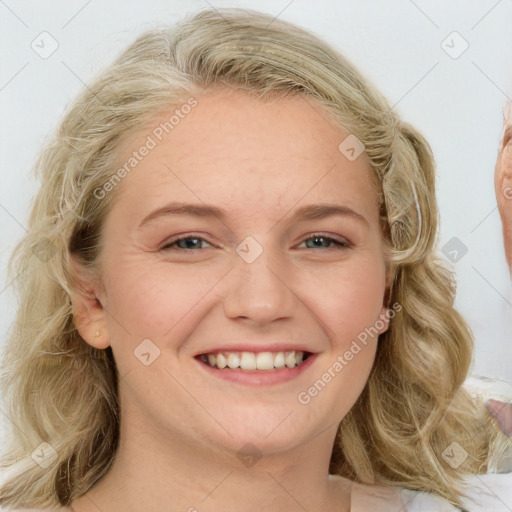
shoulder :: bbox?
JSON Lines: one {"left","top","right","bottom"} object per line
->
{"left": 459, "top": 472, "right": 512, "bottom": 512}
{"left": 399, "top": 488, "right": 460, "bottom": 511}
{"left": 348, "top": 479, "right": 459, "bottom": 512}
{"left": 350, "top": 472, "right": 512, "bottom": 512}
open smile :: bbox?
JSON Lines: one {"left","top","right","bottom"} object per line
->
{"left": 195, "top": 350, "right": 316, "bottom": 385}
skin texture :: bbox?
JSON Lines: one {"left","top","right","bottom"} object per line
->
{"left": 70, "top": 88, "right": 391, "bottom": 512}
{"left": 495, "top": 101, "right": 512, "bottom": 271}
{"left": 489, "top": 101, "right": 512, "bottom": 439}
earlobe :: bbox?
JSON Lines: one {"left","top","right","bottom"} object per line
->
{"left": 92, "top": 327, "right": 111, "bottom": 349}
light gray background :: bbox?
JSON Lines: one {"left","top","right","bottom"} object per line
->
{"left": 1, "top": 0, "right": 512, "bottom": 384}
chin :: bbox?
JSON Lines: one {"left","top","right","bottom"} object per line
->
{"left": 202, "top": 403, "right": 332, "bottom": 459}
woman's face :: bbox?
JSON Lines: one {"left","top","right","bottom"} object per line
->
{"left": 495, "top": 103, "right": 512, "bottom": 269}
{"left": 81, "top": 88, "right": 390, "bottom": 458}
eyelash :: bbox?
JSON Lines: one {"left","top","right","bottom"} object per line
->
{"left": 160, "top": 234, "right": 352, "bottom": 252}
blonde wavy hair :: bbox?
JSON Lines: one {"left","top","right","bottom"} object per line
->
{"left": 1, "top": 7, "right": 509, "bottom": 510}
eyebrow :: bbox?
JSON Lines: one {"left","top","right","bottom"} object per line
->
{"left": 138, "top": 201, "right": 369, "bottom": 228}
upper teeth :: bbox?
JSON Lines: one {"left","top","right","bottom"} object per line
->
{"left": 201, "top": 351, "right": 305, "bottom": 370}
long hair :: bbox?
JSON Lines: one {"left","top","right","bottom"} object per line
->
{"left": 1, "top": 8, "right": 509, "bottom": 509}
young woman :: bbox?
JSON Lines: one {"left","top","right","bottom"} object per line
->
{"left": 1, "top": 8, "right": 510, "bottom": 511}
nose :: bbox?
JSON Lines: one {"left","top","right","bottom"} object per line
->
{"left": 222, "top": 246, "right": 298, "bottom": 326}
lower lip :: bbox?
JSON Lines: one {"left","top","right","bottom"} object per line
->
{"left": 196, "top": 354, "right": 317, "bottom": 386}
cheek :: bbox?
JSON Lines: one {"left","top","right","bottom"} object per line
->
{"left": 314, "top": 262, "right": 386, "bottom": 343}
{"left": 102, "top": 254, "right": 226, "bottom": 342}
{"left": 307, "top": 265, "right": 384, "bottom": 414}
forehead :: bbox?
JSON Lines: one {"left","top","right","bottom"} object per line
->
{"left": 109, "top": 88, "right": 379, "bottom": 223}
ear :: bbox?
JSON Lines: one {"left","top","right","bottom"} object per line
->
{"left": 69, "top": 257, "right": 111, "bottom": 349}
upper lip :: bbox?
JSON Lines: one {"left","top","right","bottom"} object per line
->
{"left": 195, "top": 343, "right": 316, "bottom": 356}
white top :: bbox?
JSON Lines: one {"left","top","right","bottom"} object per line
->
{"left": 350, "top": 472, "right": 512, "bottom": 511}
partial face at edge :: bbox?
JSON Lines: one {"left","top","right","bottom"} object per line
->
{"left": 72, "top": 87, "right": 391, "bottom": 457}
{"left": 495, "top": 103, "right": 512, "bottom": 270}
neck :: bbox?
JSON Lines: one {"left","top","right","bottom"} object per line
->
{"left": 71, "top": 412, "right": 350, "bottom": 512}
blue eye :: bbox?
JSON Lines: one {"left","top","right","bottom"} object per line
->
{"left": 160, "top": 234, "right": 351, "bottom": 252}
{"left": 161, "top": 236, "right": 212, "bottom": 251}
{"left": 301, "top": 235, "right": 351, "bottom": 250}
